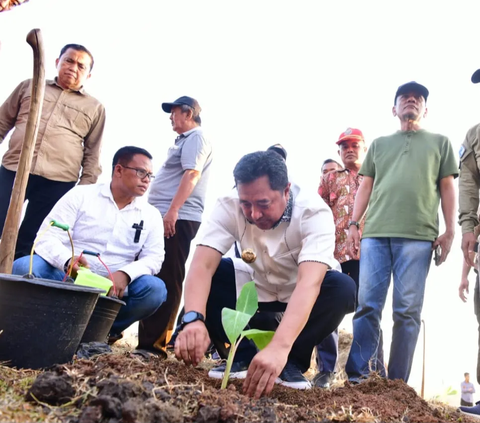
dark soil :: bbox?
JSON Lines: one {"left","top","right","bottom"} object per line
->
{"left": 14, "top": 352, "right": 477, "bottom": 423}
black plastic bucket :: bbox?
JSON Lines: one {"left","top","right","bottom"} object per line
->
{"left": 80, "top": 295, "right": 125, "bottom": 343}
{"left": 0, "top": 274, "right": 103, "bottom": 369}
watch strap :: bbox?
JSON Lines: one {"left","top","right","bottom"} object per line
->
{"left": 180, "top": 311, "right": 205, "bottom": 330}
{"left": 348, "top": 220, "right": 360, "bottom": 229}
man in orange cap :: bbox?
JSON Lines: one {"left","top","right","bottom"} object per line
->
{"left": 314, "top": 128, "right": 368, "bottom": 388}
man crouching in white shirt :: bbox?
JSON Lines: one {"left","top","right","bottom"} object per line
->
{"left": 174, "top": 150, "right": 356, "bottom": 398}
{"left": 12, "top": 146, "right": 167, "bottom": 352}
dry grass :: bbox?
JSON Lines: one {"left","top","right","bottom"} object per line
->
{"left": 0, "top": 329, "right": 471, "bottom": 423}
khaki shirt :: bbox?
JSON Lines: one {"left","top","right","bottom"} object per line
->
{"left": 0, "top": 79, "right": 105, "bottom": 184}
{"left": 459, "top": 123, "right": 480, "bottom": 234}
{"left": 198, "top": 183, "right": 339, "bottom": 302}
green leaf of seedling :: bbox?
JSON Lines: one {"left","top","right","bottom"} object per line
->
{"left": 221, "top": 308, "right": 252, "bottom": 345}
{"left": 243, "top": 329, "right": 275, "bottom": 350}
{"left": 236, "top": 281, "right": 258, "bottom": 318}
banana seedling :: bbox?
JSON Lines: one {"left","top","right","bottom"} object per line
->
{"left": 220, "top": 281, "right": 274, "bottom": 389}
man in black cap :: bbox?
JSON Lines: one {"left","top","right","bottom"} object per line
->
{"left": 134, "top": 96, "right": 213, "bottom": 358}
{"left": 345, "top": 81, "right": 458, "bottom": 383}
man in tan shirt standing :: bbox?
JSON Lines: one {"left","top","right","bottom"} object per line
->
{"left": 0, "top": 43, "right": 106, "bottom": 258}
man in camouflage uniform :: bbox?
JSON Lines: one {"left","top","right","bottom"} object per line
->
{"left": 459, "top": 68, "right": 480, "bottom": 388}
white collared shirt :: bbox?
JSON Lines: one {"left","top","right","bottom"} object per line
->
{"left": 35, "top": 183, "right": 164, "bottom": 281}
{"left": 198, "top": 183, "right": 339, "bottom": 302}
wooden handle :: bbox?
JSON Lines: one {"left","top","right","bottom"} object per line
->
{"left": 0, "top": 28, "right": 46, "bottom": 273}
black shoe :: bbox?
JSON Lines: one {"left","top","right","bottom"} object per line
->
{"left": 313, "top": 371, "right": 335, "bottom": 388}
{"left": 208, "top": 360, "right": 250, "bottom": 380}
{"left": 275, "top": 361, "right": 311, "bottom": 390}
{"left": 131, "top": 348, "right": 167, "bottom": 360}
{"left": 107, "top": 332, "right": 124, "bottom": 345}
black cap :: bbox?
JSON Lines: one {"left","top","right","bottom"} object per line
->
{"left": 267, "top": 143, "right": 287, "bottom": 161}
{"left": 162, "top": 96, "right": 202, "bottom": 113}
{"left": 394, "top": 81, "right": 429, "bottom": 104}
{"left": 472, "top": 69, "right": 480, "bottom": 84}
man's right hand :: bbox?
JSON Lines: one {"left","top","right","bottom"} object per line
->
{"left": 347, "top": 226, "right": 361, "bottom": 260}
{"left": 459, "top": 277, "right": 470, "bottom": 302}
{"left": 68, "top": 255, "right": 90, "bottom": 278}
{"left": 462, "top": 232, "right": 477, "bottom": 267}
{"left": 174, "top": 320, "right": 211, "bottom": 367}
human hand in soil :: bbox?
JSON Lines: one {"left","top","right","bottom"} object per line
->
{"left": 432, "top": 230, "right": 454, "bottom": 266}
{"left": 69, "top": 255, "right": 90, "bottom": 278}
{"left": 109, "top": 271, "right": 130, "bottom": 298}
{"left": 347, "top": 226, "right": 360, "bottom": 260}
{"left": 163, "top": 209, "right": 178, "bottom": 239}
{"left": 243, "top": 347, "right": 287, "bottom": 399}
{"left": 174, "top": 320, "right": 210, "bottom": 367}
{"left": 462, "top": 232, "right": 477, "bottom": 267}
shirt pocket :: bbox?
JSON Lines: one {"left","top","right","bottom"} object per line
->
{"left": 58, "top": 106, "right": 91, "bottom": 139}
{"left": 163, "top": 145, "right": 182, "bottom": 168}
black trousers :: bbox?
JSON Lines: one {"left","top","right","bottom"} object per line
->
{"left": 0, "top": 166, "right": 76, "bottom": 260}
{"left": 138, "top": 219, "right": 200, "bottom": 350}
{"left": 205, "top": 258, "right": 356, "bottom": 372}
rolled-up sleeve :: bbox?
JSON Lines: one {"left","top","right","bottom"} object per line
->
{"left": 297, "top": 203, "right": 338, "bottom": 270}
{"left": 0, "top": 80, "right": 27, "bottom": 142}
{"left": 79, "top": 103, "right": 106, "bottom": 185}
{"left": 197, "top": 196, "right": 238, "bottom": 255}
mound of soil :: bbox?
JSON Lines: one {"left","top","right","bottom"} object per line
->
{"left": 8, "top": 352, "right": 475, "bottom": 423}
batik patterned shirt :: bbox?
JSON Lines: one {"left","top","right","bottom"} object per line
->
{"left": 318, "top": 169, "right": 364, "bottom": 263}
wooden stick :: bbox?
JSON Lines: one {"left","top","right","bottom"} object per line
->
{"left": 420, "top": 319, "right": 425, "bottom": 399}
{"left": 0, "top": 29, "right": 45, "bottom": 273}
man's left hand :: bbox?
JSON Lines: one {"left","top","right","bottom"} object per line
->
{"left": 432, "top": 230, "right": 454, "bottom": 265}
{"left": 243, "top": 346, "right": 288, "bottom": 399}
{"left": 110, "top": 271, "right": 130, "bottom": 298}
{"left": 163, "top": 209, "right": 178, "bottom": 239}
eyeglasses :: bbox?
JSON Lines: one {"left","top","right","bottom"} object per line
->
{"left": 121, "top": 165, "right": 155, "bottom": 180}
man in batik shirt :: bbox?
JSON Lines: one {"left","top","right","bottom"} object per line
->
{"left": 314, "top": 127, "right": 367, "bottom": 388}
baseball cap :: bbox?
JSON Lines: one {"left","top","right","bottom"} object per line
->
{"left": 267, "top": 143, "right": 287, "bottom": 160}
{"left": 472, "top": 69, "right": 480, "bottom": 84}
{"left": 336, "top": 128, "right": 364, "bottom": 145}
{"left": 394, "top": 81, "right": 429, "bottom": 104}
{"left": 161, "top": 96, "right": 202, "bottom": 113}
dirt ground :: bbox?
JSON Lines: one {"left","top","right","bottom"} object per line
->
{"left": 1, "top": 330, "right": 478, "bottom": 423}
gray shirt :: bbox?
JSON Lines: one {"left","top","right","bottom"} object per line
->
{"left": 461, "top": 381, "right": 475, "bottom": 403}
{"left": 148, "top": 127, "right": 212, "bottom": 222}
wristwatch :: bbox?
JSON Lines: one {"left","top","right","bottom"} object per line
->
{"left": 179, "top": 311, "right": 205, "bottom": 330}
{"left": 348, "top": 220, "right": 360, "bottom": 229}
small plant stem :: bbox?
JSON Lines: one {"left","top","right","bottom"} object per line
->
{"left": 221, "top": 335, "right": 245, "bottom": 389}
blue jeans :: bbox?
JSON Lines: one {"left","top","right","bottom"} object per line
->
{"left": 13, "top": 255, "right": 167, "bottom": 335}
{"left": 316, "top": 329, "right": 338, "bottom": 373}
{"left": 345, "top": 238, "right": 432, "bottom": 382}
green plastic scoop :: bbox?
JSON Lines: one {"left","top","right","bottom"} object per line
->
{"left": 74, "top": 267, "right": 112, "bottom": 296}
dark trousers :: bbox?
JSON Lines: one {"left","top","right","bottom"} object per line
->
{"left": 205, "top": 258, "right": 356, "bottom": 373}
{"left": 0, "top": 166, "right": 76, "bottom": 260}
{"left": 138, "top": 219, "right": 200, "bottom": 350}
{"left": 317, "top": 260, "right": 360, "bottom": 372}
{"left": 461, "top": 399, "right": 474, "bottom": 407}
{"left": 341, "top": 259, "right": 360, "bottom": 297}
